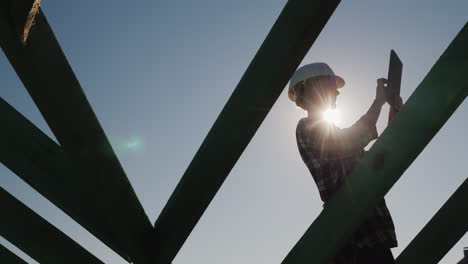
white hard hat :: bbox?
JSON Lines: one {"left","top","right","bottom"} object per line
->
{"left": 288, "top": 62, "right": 345, "bottom": 102}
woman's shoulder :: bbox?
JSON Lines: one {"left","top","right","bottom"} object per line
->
{"left": 296, "top": 117, "right": 309, "bottom": 128}
{"left": 296, "top": 117, "right": 327, "bottom": 133}
{"left": 296, "top": 117, "right": 311, "bottom": 135}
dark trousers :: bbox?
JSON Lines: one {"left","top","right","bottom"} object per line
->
{"left": 355, "top": 246, "right": 396, "bottom": 264}
{"left": 333, "top": 245, "right": 396, "bottom": 264}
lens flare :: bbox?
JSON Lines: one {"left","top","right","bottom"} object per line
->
{"left": 323, "top": 108, "right": 341, "bottom": 125}
{"left": 124, "top": 136, "right": 143, "bottom": 152}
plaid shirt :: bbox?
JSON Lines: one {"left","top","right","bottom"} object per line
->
{"left": 296, "top": 114, "right": 397, "bottom": 249}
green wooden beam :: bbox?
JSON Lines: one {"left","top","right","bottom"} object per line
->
{"left": 0, "top": 97, "right": 153, "bottom": 263}
{"left": 0, "top": 186, "right": 104, "bottom": 264}
{"left": 0, "top": 97, "right": 112, "bottom": 260}
{"left": 282, "top": 22, "right": 468, "bottom": 264}
{"left": 396, "top": 178, "right": 468, "bottom": 264}
{"left": 0, "top": 2, "right": 154, "bottom": 263}
{"left": 152, "top": 0, "right": 341, "bottom": 262}
{"left": 0, "top": 243, "right": 28, "bottom": 264}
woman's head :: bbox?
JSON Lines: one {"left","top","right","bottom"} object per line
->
{"left": 294, "top": 76, "right": 340, "bottom": 111}
{"left": 288, "top": 62, "right": 344, "bottom": 112}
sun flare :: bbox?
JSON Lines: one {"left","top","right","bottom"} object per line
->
{"left": 323, "top": 108, "right": 341, "bottom": 125}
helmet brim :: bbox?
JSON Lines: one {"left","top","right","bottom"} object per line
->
{"left": 288, "top": 75, "right": 345, "bottom": 103}
{"left": 335, "top": 75, "right": 345, "bottom": 89}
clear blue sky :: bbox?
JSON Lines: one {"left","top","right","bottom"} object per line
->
{"left": 0, "top": 0, "right": 467, "bottom": 263}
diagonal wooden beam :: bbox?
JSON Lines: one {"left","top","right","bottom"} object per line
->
{"left": 396, "top": 178, "right": 468, "bottom": 264}
{"left": 0, "top": 1, "right": 154, "bottom": 262}
{"left": 151, "top": 0, "right": 342, "bottom": 262}
{"left": 0, "top": 97, "right": 118, "bottom": 260}
{"left": 282, "top": 22, "right": 468, "bottom": 264}
{"left": 0, "top": 243, "right": 28, "bottom": 264}
{"left": 0, "top": 186, "right": 104, "bottom": 264}
{"left": 0, "top": 98, "right": 154, "bottom": 263}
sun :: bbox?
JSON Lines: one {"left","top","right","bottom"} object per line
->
{"left": 323, "top": 108, "right": 341, "bottom": 125}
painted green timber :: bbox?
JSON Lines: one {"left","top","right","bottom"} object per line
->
{"left": 0, "top": 97, "right": 109, "bottom": 260}
{"left": 0, "top": 2, "right": 154, "bottom": 263}
{"left": 0, "top": 98, "right": 154, "bottom": 263}
{"left": 396, "top": 178, "right": 468, "bottom": 264}
{"left": 0, "top": 186, "right": 104, "bottom": 264}
{"left": 152, "top": 0, "right": 341, "bottom": 262}
{"left": 282, "top": 22, "right": 468, "bottom": 264}
{"left": 0, "top": 243, "right": 28, "bottom": 264}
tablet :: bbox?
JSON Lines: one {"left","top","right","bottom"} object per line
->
{"left": 387, "top": 50, "right": 403, "bottom": 107}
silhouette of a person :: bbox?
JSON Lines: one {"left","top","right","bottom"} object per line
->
{"left": 289, "top": 63, "right": 403, "bottom": 264}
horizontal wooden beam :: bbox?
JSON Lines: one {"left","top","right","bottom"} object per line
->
{"left": 151, "top": 0, "right": 341, "bottom": 262}
{"left": 0, "top": 186, "right": 104, "bottom": 264}
{"left": 282, "top": 22, "right": 468, "bottom": 264}
{"left": 396, "top": 178, "right": 468, "bottom": 264}
{"left": 0, "top": 1, "right": 154, "bottom": 262}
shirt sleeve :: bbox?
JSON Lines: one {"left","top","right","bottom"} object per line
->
{"left": 299, "top": 114, "right": 378, "bottom": 160}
